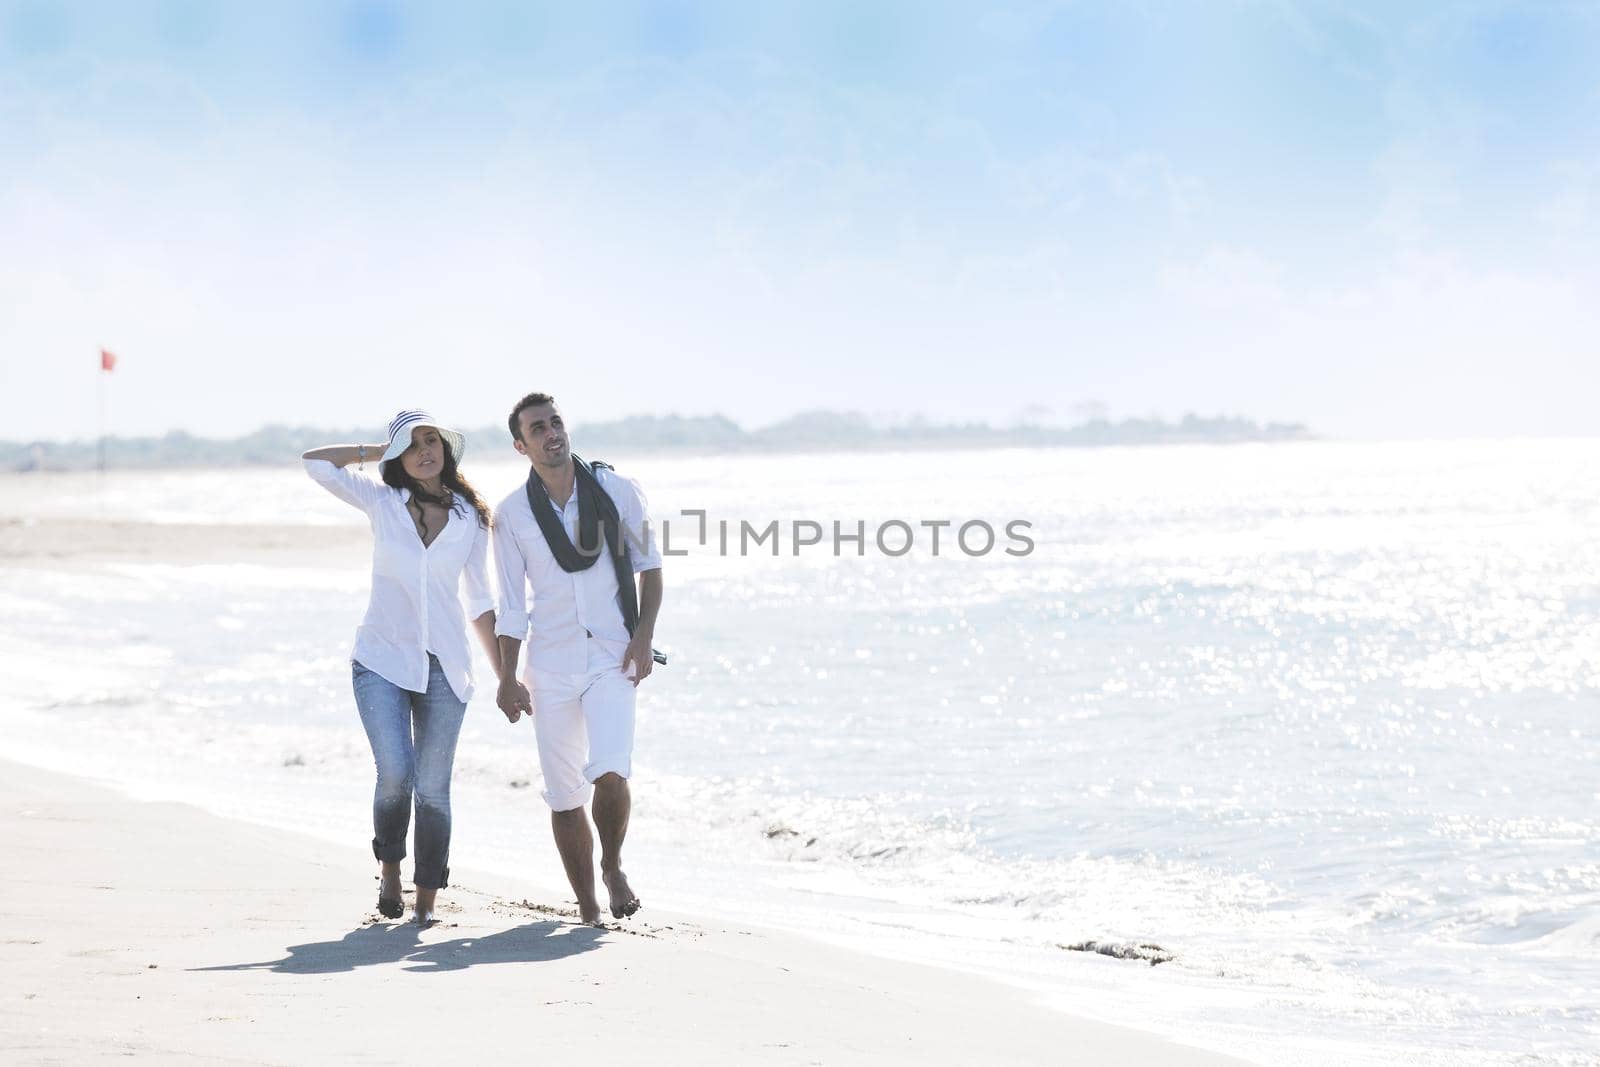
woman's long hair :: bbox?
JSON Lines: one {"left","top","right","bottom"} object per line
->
{"left": 381, "top": 438, "right": 491, "bottom": 528}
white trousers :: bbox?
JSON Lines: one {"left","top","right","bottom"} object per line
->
{"left": 528, "top": 637, "right": 637, "bottom": 812}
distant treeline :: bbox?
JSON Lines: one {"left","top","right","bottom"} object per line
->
{"left": 2, "top": 411, "right": 1311, "bottom": 471}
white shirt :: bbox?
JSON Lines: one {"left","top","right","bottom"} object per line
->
{"left": 493, "top": 466, "right": 662, "bottom": 676}
{"left": 304, "top": 458, "right": 495, "bottom": 702}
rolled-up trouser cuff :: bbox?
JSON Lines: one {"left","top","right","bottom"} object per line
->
{"left": 544, "top": 781, "right": 593, "bottom": 813}
{"left": 584, "top": 756, "right": 632, "bottom": 783}
{"left": 415, "top": 865, "right": 449, "bottom": 890}
{"left": 372, "top": 837, "right": 407, "bottom": 863}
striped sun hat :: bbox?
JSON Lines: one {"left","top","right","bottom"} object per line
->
{"left": 378, "top": 409, "right": 467, "bottom": 468}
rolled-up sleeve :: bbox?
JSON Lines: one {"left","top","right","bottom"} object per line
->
{"left": 460, "top": 520, "right": 496, "bottom": 620}
{"left": 303, "top": 458, "right": 384, "bottom": 514}
{"left": 493, "top": 508, "right": 530, "bottom": 640}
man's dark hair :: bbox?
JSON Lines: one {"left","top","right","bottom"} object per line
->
{"left": 508, "top": 392, "right": 557, "bottom": 441}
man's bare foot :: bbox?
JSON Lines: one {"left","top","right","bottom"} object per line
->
{"left": 602, "top": 868, "right": 641, "bottom": 919}
{"left": 377, "top": 862, "right": 404, "bottom": 919}
{"left": 414, "top": 885, "right": 439, "bottom": 926}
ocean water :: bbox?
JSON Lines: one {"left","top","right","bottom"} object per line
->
{"left": 4, "top": 440, "right": 1598, "bottom": 1064}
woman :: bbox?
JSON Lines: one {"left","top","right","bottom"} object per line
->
{"left": 302, "top": 410, "right": 499, "bottom": 925}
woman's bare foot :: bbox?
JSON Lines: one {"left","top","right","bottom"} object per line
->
{"left": 602, "top": 867, "right": 641, "bottom": 919}
{"left": 377, "top": 862, "right": 404, "bottom": 919}
{"left": 414, "top": 885, "right": 439, "bottom": 926}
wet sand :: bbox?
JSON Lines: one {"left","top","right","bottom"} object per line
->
{"left": 1, "top": 759, "right": 1245, "bottom": 1065}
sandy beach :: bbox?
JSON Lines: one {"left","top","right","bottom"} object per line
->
{"left": 0, "top": 506, "right": 1250, "bottom": 1065}
{"left": 0, "top": 515, "right": 366, "bottom": 567}
{"left": 2, "top": 758, "right": 1243, "bottom": 1065}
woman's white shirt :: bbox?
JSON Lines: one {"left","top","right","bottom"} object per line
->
{"left": 304, "top": 458, "right": 494, "bottom": 702}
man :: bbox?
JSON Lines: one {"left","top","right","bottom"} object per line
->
{"left": 492, "top": 392, "right": 663, "bottom": 925}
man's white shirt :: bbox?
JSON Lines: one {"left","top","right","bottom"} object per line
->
{"left": 493, "top": 467, "right": 662, "bottom": 677}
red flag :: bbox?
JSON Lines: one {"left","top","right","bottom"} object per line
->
{"left": 100, "top": 348, "right": 117, "bottom": 372}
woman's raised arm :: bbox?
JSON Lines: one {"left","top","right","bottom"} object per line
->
{"left": 301, "top": 443, "right": 391, "bottom": 468}
{"left": 302, "top": 444, "right": 392, "bottom": 513}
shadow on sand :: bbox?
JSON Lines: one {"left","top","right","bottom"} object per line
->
{"left": 195, "top": 919, "right": 605, "bottom": 975}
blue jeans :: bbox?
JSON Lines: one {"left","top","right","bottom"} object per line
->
{"left": 352, "top": 655, "right": 467, "bottom": 889}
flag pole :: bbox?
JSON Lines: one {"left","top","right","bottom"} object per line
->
{"left": 96, "top": 347, "right": 116, "bottom": 475}
{"left": 97, "top": 354, "right": 107, "bottom": 475}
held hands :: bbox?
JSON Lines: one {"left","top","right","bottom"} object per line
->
{"left": 497, "top": 676, "right": 532, "bottom": 723}
{"left": 621, "top": 632, "right": 655, "bottom": 688}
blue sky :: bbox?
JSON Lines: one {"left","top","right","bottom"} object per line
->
{"left": 3, "top": 1, "right": 1598, "bottom": 440}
